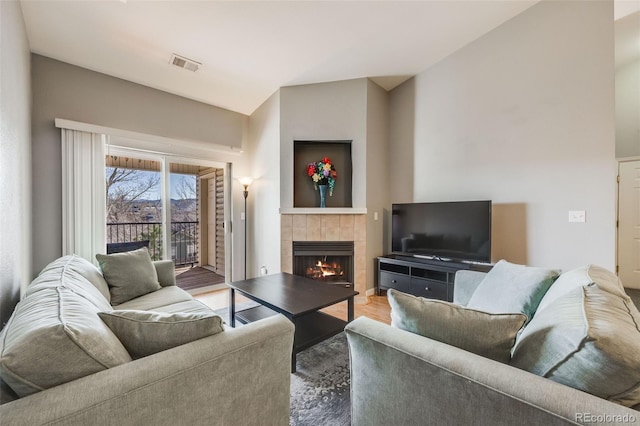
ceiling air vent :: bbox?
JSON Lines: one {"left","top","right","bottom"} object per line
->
{"left": 170, "top": 54, "right": 201, "bottom": 72}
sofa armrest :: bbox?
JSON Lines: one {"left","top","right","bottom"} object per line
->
{"left": 153, "top": 260, "right": 176, "bottom": 286}
{"left": 453, "top": 269, "right": 486, "bottom": 305}
{"left": 346, "top": 317, "right": 638, "bottom": 426}
{"left": 0, "top": 315, "right": 294, "bottom": 426}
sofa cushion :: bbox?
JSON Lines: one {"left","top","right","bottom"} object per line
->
{"left": 98, "top": 310, "right": 224, "bottom": 359}
{"left": 148, "top": 299, "right": 218, "bottom": 315}
{"left": 116, "top": 286, "right": 194, "bottom": 311}
{"left": 387, "top": 289, "right": 526, "bottom": 363}
{"left": 96, "top": 247, "right": 161, "bottom": 305}
{"left": 466, "top": 259, "right": 560, "bottom": 321}
{"left": 511, "top": 284, "right": 640, "bottom": 406}
{"left": 26, "top": 255, "right": 112, "bottom": 309}
{"left": 536, "top": 264, "right": 626, "bottom": 313}
{"left": 0, "top": 288, "right": 132, "bottom": 397}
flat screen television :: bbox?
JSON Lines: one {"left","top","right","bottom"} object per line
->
{"left": 391, "top": 201, "right": 492, "bottom": 263}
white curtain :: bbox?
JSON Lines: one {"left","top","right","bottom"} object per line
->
{"left": 61, "top": 128, "right": 107, "bottom": 263}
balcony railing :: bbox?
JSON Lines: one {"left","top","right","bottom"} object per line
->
{"left": 106, "top": 221, "right": 199, "bottom": 267}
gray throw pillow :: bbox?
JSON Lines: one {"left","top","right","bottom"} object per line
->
{"left": 96, "top": 248, "right": 161, "bottom": 305}
{"left": 98, "top": 310, "right": 224, "bottom": 359}
{"left": 511, "top": 284, "right": 640, "bottom": 407}
{"left": 466, "top": 259, "right": 560, "bottom": 321}
{"left": 387, "top": 289, "right": 526, "bottom": 363}
{"left": 536, "top": 264, "right": 626, "bottom": 313}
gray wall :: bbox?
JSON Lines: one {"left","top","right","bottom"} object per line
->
{"left": 366, "top": 80, "right": 389, "bottom": 293}
{"left": 247, "top": 91, "right": 281, "bottom": 278}
{"left": 280, "top": 79, "right": 368, "bottom": 209}
{"left": 388, "top": 78, "right": 415, "bottom": 204}
{"left": 1, "top": 1, "right": 31, "bottom": 328}
{"left": 616, "top": 59, "right": 640, "bottom": 158}
{"left": 31, "top": 55, "right": 248, "bottom": 275}
{"left": 389, "top": 0, "right": 616, "bottom": 271}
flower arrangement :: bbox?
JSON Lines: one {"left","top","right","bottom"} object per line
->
{"left": 307, "top": 157, "right": 337, "bottom": 195}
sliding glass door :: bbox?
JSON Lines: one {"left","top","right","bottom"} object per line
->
{"left": 104, "top": 147, "right": 229, "bottom": 280}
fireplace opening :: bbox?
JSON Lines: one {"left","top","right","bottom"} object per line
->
{"left": 293, "top": 241, "right": 354, "bottom": 287}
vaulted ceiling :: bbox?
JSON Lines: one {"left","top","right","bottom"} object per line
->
{"left": 19, "top": 1, "right": 639, "bottom": 116}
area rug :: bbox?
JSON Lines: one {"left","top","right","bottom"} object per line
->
{"left": 290, "top": 332, "right": 350, "bottom": 426}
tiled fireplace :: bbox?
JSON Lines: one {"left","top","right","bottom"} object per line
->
{"left": 281, "top": 214, "right": 367, "bottom": 302}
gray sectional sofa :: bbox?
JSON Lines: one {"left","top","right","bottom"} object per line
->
{"left": 347, "top": 262, "right": 640, "bottom": 426}
{"left": 0, "top": 254, "right": 294, "bottom": 426}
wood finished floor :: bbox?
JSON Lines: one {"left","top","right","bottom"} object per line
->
{"left": 195, "top": 289, "right": 391, "bottom": 325}
{"left": 175, "top": 267, "right": 225, "bottom": 291}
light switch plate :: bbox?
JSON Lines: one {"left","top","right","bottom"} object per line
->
{"left": 568, "top": 210, "right": 586, "bottom": 223}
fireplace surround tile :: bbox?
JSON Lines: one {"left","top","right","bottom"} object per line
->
{"left": 354, "top": 215, "right": 366, "bottom": 242}
{"left": 281, "top": 243, "right": 293, "bottom": 273}
{"left": 323, "top": 215, "right": 341, "bottom": 240}
{"left": 339, "top": 215, "right": 355, "bottom": 241}
{"left": 281, "top": 213, "right": 367, "bottom": 302}
{"left": 355, "top": 241, "right": 367, "bottom": 266}
{"left": 292, "top": 215, "right": 308, "bottom": 241}
{"left": 281, "top": 215, "right": 293, "bottom": 242}
{"left": 306, "top": 215, "right": 322, "bottom": 241}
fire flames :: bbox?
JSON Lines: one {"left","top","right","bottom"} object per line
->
{"left": 305, "top": 259, "right": 345, "bottom": 281}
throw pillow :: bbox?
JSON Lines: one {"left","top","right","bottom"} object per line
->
{"left": 98, "top": 309, "right": 225, "bottom": 359}
{"left": 466, "top": 259, "right": 560, "bottom": 321}
{"left": 387, "top": 289, "right": 526, "bottom": 363}
{"left": 511, "top": 284, "right": 640, "bottom": 407}
{"left": 536, "top": 264, "right": 626, "bottom": 313}
{"left": 96, "top": 248, "right": 161, "bottom": 305}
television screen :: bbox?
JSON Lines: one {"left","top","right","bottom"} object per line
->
{"left": 391, "top": 201, "right": 491, "bottom": 263}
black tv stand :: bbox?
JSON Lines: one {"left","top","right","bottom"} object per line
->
{"left": 377, "top": 255, "right": 492, "bottom": 302}
{"left": 394, "top": 254, "right": 455, "bottom": 265}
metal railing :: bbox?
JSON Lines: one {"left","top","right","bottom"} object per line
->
{"left": 106, "top": 221, "right": 199, "bottom": 267}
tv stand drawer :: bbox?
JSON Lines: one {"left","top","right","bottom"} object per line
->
{"left": 376, "top": 256, "right": 490, "bottom": 302}
{"left": 409, "top": 278, "right": 448, "bottom": 301}
{"left": 379, "top": 272, "right": 410, "bottom": 293}
{"left": 411, "top": 267, "right": 450, "bottom": 283}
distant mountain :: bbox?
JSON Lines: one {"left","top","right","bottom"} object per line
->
{"left": 108, "top": 199, "right": 197, "bottom": 223}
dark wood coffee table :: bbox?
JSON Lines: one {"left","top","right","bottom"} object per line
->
{"left": 228, "top": 272, "right": 359, "bottom": 372}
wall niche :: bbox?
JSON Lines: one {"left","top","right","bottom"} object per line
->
{"left": 294, "top": 140, "right": 353, "bottom": 208}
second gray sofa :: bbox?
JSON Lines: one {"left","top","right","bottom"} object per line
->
{"left": 347, "top": 263, "right": 640, "bottom": 425}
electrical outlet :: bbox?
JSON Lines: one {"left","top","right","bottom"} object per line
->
{"left": 568, "top": 210, "right": 586, "bottom": 223}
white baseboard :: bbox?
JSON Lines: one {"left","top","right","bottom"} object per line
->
{"left": 366, "top": 288, "right": 376, "bottom": 297}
